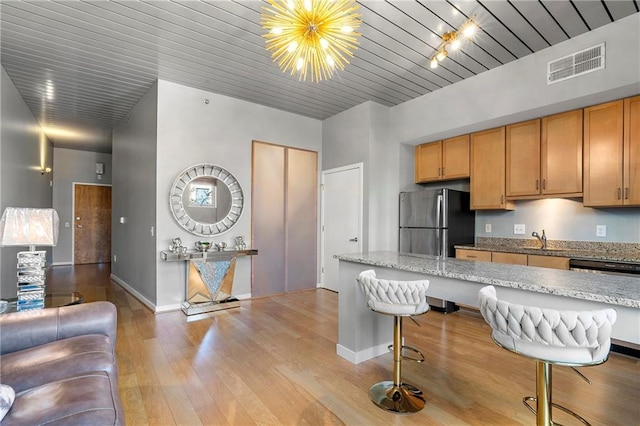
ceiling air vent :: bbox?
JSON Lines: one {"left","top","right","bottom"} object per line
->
{"left": 547, "top": 43, "right": 605, "bottom": 85}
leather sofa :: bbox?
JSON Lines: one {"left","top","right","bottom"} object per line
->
{"left": 0, "top": 301, "right": 124, "bottom": 425}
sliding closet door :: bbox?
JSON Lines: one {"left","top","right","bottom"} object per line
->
{"left": 286, "top": 148, "right": 318, "bottom": 292}
{"left": 251, "top": 142, "right": 286, "bottom": 297}
{"left": 252, "top": 141, "right": 318, "bottom": 297}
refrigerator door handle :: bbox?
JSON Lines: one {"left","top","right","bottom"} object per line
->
{"left": 436, "top": 194, "right": 442, "bottom": 229}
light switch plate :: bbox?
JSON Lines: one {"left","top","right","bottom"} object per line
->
{"left": 514, "top": 224, "right": 526, "bottom": 235}
{"left": 485, "top": 224, "right": 492, "bottom": 233}
{"left": 596, "top": 225, "right": 607, "bottom": 237}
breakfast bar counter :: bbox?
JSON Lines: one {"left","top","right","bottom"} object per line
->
{"left": 335, "top": 251, "right": 640, "bottom": 364}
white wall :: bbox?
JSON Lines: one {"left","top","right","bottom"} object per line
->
{"left": 391, "top": 13, "right": 640, "bottom": 243}
{"left": 0, "top": 66, "right": 53, "bottom": 298}
{"left": 52, "top": 147, "right": 112, "bottom": 264}
{"left": 112, "top": 82, "right": 158, "bottom": 306}
{"left": 155, "top": 80, "right": 322, "bottom": 309}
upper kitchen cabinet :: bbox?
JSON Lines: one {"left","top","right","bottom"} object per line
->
{"left": 415, "top": 135, "right": 469, "bottom": 183}
{"left": 506, "top": 119, "right": 541, "bottom": 198}
{"left": 584, "top": 98, "right": 639, "bottom": 207}
{"left": 624, "top": 95, "right": 640, "bottom": 205}
{"left": 470, "top": 127, "right": 514, "bottom": 210}
{"left": 506, "top": 111, "right": 583, "bottom": 199}
{"left": 542, "top": 109, "right": 583, "bottom": 197}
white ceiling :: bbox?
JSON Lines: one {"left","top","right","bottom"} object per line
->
{"left": 1, "top": 0, "right": 638, "bottom": 153}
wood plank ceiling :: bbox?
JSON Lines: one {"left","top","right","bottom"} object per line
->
{"left": 1, "top": 0, "right": 638, "bottom": 152}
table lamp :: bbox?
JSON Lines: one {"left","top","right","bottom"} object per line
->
{"left": 0, "top": 208, "right": 59, "bottom": 310}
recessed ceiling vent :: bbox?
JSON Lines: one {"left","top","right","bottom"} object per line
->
{"left": 547, "top": 43, "right": 605, "bottom": 84}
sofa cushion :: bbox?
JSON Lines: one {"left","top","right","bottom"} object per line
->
{"left": 0, "top": 334, "right": 116, "bottom": 393}
{"left": 0, "top": 384, "right": 15, "bottom": 421}
{"left": 2, "top": 372, "right": 122, "bottom": 426}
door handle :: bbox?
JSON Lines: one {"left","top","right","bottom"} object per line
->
{"left": 77, "top": 225, "right": 83, "bottom": 228}
{"left": 349, "top": 237, "right": 358, "bottom": 242}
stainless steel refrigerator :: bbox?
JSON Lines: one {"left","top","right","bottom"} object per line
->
{"left": 399, "top": 188, "right": 475, "bottom": 312}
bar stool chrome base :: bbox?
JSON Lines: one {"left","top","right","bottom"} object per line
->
{"left": 369, "top": 381, "right": 425, "bottom": 414}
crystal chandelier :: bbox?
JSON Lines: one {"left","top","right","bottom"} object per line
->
{"left": 430, "top": 17, "right": 478, "bottom": 69}
{"left": 262, "top": 0, "right": 361, "bottom": 82}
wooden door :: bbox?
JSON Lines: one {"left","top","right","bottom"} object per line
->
{"left": 470, "top": 127, "right": 513, "bottom": 210}
{"left": 624, "top": 95, "right": 640, "bottom": 205}
{"left": 584, "top": 100, "right": 624, "bottom": 206}
{"left": 542, "top": 109, "right": 583, "bottom": 196}
{"left": 442, "top": 135, "right": 470, "bottom": 179}
{"left": 74, "top": 184, "right": 111, "bottom": 264}
{"left": 285, "top": 148, "right": 318, "bottom": 292}
{"left": 251, "top": 142, "right": 286, "bottom": 297}
{"left": 415, "top": 142, "right": 441, "bottom": 183}
{"left": 506, "top": 119, "right": 541, "bottom": 197}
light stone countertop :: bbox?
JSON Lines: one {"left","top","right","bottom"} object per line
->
{"left": 335, "top": 251, "right": 640, "bottom": 308}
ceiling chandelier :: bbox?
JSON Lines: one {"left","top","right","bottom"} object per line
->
{"left": 430, "top": 17, "right": 478, "bottom": 69}
{"left": 262, "top": 0, "right": 361, "bottom": 82}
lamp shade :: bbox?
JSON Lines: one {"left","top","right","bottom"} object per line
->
{"left": 0, "top": 208, "right": 59, "bottom": 247}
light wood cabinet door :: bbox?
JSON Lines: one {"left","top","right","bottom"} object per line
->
{"left": 624, "top": 95, "right": 640, "bottom": 205}
{"left": 491, "top": 252, "right": 527, "bottom": 265}
{"left": 442, "top": 135, "right": 470, "bottom": 179}
{"left": 542, "top": 109, "right": 583, "bottom": 196}
{"left": 456, "top": 249, "right": 492, "bottom": 262}
{"left": 470, "top": 127, "right": 514, "bottom": 210}
{"left": 527, "top": 255, "right": 569, "bottom": 270}
{"left": 506, "top": 119, "right": 541, "bottom": 197}
{"left": 415, "top": 142, "right": 442, "bottom": 183}
{"left": 584, "top": 100, "right": 624, "bottom": 206}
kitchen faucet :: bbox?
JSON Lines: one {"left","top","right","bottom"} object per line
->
{"left": 531, "top": 229, "right": 547, "bottom": 249}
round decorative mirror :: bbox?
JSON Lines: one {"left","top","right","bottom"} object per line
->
{"left": 169, "top": 163, "right": 243, "bottom": 236}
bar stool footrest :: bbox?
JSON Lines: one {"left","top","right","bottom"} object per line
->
{"left": 387, "top": 344, "right": 425, "bottom": 363}
{"left": 369, "top": 381, "right": 425, "bottom": 414}
{"left": 523, "top": 396, "right": 591, "bottom": 426}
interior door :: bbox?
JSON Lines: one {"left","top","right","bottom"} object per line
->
{"left": 321, "top": 164, "right": 362, "bottom": 292}
{"left": 74, "top": 184, "right": 112, "bottom": 264}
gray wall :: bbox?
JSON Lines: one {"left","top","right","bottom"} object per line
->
{"left": 391, "top": 13, "right": 640, "bottom": 244}
{"left": 322, "top": 101, "right": 399, "bottom": 252}
{"left": 0, "top": 66, "right": 53, "bottom": 298}
{"left": 111, "top": 82, "right": 159, "bottom": 306}
{"left": 155, "top": 80, "right": 322, "bottom": 309}
{"left": 52, "top": 147, "right": 112, "bottom": 264}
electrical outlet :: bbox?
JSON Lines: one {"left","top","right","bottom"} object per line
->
{"left": 514, "top": 224, "right": 526, "bottom": 235}
{"left": 485, "top": 224, "right": 492, "bottom": 233}
{"left": 596, "top": 225, "right": 607, "bottom": 237}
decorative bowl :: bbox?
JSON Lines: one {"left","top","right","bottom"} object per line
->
{"left": 194, "top": 241, "right": 212, "bottom": 252}
{"left": 215, "top": 242, "right": 227, "bottom": 251}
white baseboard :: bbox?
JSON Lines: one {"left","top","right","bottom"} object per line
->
{"left": 235, "top": 293, "right": 251, "bottom": 300}
{"left": 336, "top": 341, "right": 390, "bottom": 364}
{"left": 109, "top": 274, "right": 159, "bottom": 313}
{"left": 51, "top": 262, "right": 73, "bottom": 266}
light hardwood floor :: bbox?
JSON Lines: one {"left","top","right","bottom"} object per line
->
{"left": 47, "top": 264, "right": 639, "bottom": 425}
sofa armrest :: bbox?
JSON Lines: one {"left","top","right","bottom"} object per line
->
{"left": 0, "top": 301, "right": 117, "bottom": 355}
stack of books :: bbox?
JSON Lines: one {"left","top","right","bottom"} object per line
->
{"left": 16, "top": 251, "right": 46, "bottom": 311}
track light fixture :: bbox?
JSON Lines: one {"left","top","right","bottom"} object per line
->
{"left": 430, "top": 17, "right": 478, "bottom": 69}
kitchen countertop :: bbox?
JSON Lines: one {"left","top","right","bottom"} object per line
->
{"left": 335, "top": 251, "right": 640, "bottom": 308}
{"left": 454, "top": 238, "right": 640, "bottom": 264}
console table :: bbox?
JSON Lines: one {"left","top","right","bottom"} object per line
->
{"left": 160, "top": 248, "right": 258, "bottom": 315}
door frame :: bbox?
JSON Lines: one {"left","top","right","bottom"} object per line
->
{"left": 72, "top": 182, "right": 112, "bottom": 265}
{"left": 320, "top": 162, "right": 364, "bottom": 289}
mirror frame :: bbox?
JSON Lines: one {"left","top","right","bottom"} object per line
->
{"left": 169, "top": 163, "right": 244, "bottom": 236}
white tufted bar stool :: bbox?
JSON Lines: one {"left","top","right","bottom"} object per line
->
{"left": 478, "top": 285, "right": 617, "bottom": 426}
{"left": 357, "top": 270, "right": 430, "bottom": 414}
